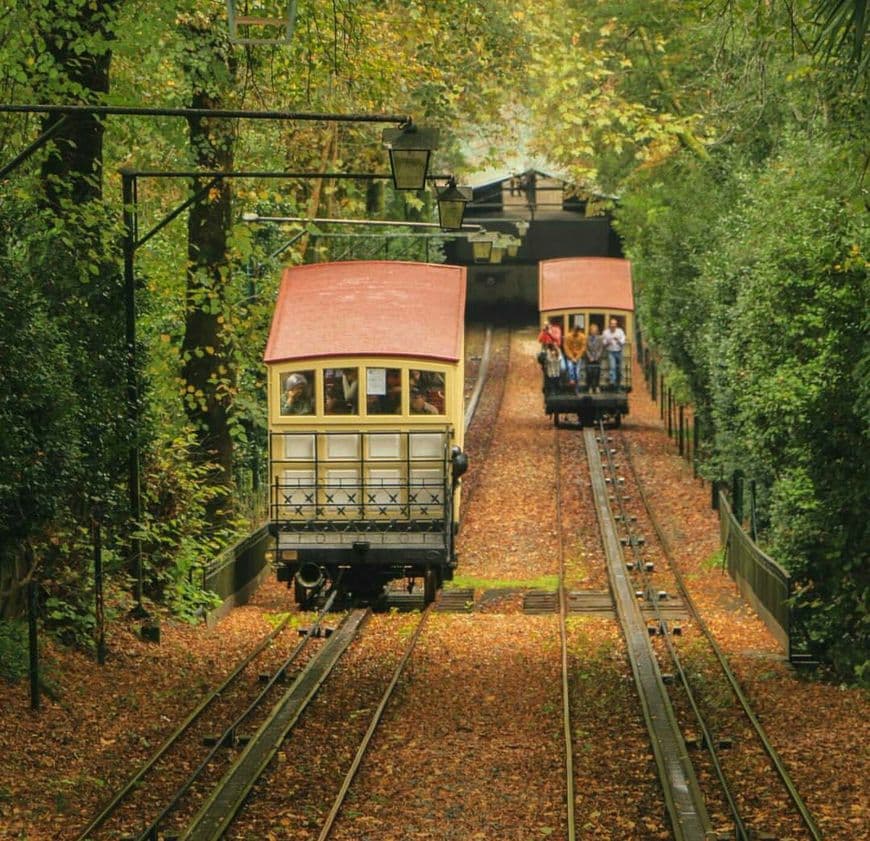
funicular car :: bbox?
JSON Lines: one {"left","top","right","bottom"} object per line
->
{"left": 538, "top": 257, "right": 635, "bottom": 427}
{"left": 265, "top": 261, "right": 468, "bottom": 605}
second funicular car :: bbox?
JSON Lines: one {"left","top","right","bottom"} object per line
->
{"left": 265, "top": 260, "right": 468, "bottom": 605}
{"left": 538, "top": 257, "right": 635, "bottom": 427}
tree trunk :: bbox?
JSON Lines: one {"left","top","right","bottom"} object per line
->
{"left": 39, "top": 0, "right": 119, "bottom": 208}
{"left": 180, "top": 21, "right": 238, "bottom": 522}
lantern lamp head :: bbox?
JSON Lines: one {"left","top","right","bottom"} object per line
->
{"left": 469, "top": 231, "right": 494, "bottom": 263}
{"left": 382, "top": 123, "right": 440, "bottom": 190}
{"left": 436, "top": 178, "right": 473, "bottom": 231}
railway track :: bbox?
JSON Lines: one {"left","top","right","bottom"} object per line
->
{"left": 313, "top": 605, "right": 431, "bottom": 840}
{"left": 73, "top": 324, "right": 501, "bottom": 840}
{"left": 615, "top": 430, "right": 823, "bottom": 841}
{"left": 74, "top": 596, "right": 339, "bottom": 841}
{"left": 179, "top": 606, "right": 370, "bottom": 840}
{"left": 584, "top": 424, "right": 715, "bottom": 840}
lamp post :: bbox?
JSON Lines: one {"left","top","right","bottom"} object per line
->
{"left": 382, "top": 122, "right": 439, "bottom": 190}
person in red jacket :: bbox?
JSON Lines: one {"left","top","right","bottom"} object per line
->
{"left": 537, "top": 320, "right": 562, "bottom": 347}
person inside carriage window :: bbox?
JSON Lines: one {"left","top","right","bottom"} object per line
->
{"left": 409, "top": 369, "right": 444, "bottom": 402}
{"left": 410, "top": 387, "right": 438, "bottom": 415}
{"left": 281, "top": 372, "right": 314, "bottom": 415}
{"left": 602, "top": 317, "right": 626, "bottom": 388}
{"left": 584, "top": 323, "right": 604, "bottom": 393}
{"left": 325, "top": 367, "right": 359, "bottom": 414}
{"left": 564, "top": 324, "right": 587, "bottom": 393}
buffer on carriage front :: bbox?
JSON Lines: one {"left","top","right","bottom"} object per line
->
{"left": 264, "top": 260, "right": 468, "bottom": 607}
{"left": 538, "top": 257, "right": 635, "bottom": 428}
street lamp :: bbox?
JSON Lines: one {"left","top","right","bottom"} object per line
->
{"left": 469, "top": 231, "right": 495, "bottom": 262}
{"left": 436, "top": 177, "right": 473, "bottom": 231}
{"left": 382, "top": 122, "right": 439, "bottom": 190}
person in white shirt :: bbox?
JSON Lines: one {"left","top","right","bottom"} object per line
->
{"left": 601, "top": 318, "right": 626, "bottom": 387}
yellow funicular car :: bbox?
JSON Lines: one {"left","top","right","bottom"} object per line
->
{"left": 265, "top": 260, "right": 468, "bottom": 606}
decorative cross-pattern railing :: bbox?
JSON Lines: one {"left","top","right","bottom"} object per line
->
{"left": 271, "top": 476, "right": 450, "bottom": 531}
{"left": 269, "top": 429, "right": 453, "bottom": 531}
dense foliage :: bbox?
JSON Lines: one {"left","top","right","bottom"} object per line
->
{"left": 0, "top": 1, "right": 865, "bottom": 679}
{"left": 526, "top": 1, "right": 868, "bottom": 679}
{"left": 0, "top": 1, "right": 536, "bottom": 638}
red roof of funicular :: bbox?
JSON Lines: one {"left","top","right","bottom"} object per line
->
{"left": 264, "top": 261, "right": 467, "bottom": 364}
{"left": 538, "top": 258, "right": 634, "bottom": 313}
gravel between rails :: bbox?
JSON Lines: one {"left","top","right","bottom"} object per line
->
{"left": 459, "top": 330, "right": 561, "bottom": 581}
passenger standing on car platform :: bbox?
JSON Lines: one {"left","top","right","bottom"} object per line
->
{"left": 602, "top": 318, "right": 626, "bottom": 387}
{"left": 564, "top": 325, "right": 587, "bottom": 392}
{"left": 585, "top": 323, "right": 604, "bottom": 393}
{"left": 544, "top": 343, "right": 563, "bottom": 395}
{"left": 537, "top": 321, "right": 560, "bottom": 348}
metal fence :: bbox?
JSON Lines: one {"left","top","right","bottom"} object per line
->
{"left": 201, "top": 524, "right": 271, "bottom": 603}
{"left": 719, "top": 491, "right": 792, "bottom": 654}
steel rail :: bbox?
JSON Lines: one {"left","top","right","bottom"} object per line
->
{"left": 599, "top": 426, "right": 749, "bottom": 840}
{"left": 464, "top": 326, "right": 493, "bottom": 430}
{"left": 554, "top": 428, "right": 577, "bottom": 841}
{"left": 458, "top": 327, "right": 511, "bottom": 515}
{"left": 133, "top": 588, "right": 341, "bottom": 841}
{"left": 180, "top": 607, "right": 370, "bottom": 841}
{"left": 73, "top": 607, "right": 300, "bottom": 841}
{"left": 621, "top": 435, "right": 824, "bottom": 841}
{"left": 583, "top": 426, "right": 714, "bottom": 841}
{"left": 315, "top": 605, "right": 433, "bottom": 840}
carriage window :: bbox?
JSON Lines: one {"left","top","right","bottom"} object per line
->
{"left": 408, "top": 369, "right": 445, "bottom": 415}
{"left": 279, "top": 370, "right": 315, "bottom": 416}
{"left": 548, "top": 315, "right": 565, "bottom": 338}
{"left": 324, "top": 368, "right": 359, "bottom": 415}
{"left": 588, "top": 313, "right": 606, "bottom": 333}
{"left": 608, "top": 314, "right": 626, "bottom": 331}
{"left": 366, "top": 367, "right": 402, "bottom": 415}
{"left": 570, "top": 313, "right": 586, "bottom": 330}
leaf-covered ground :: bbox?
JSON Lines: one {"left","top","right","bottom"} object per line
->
{"left": 1, "top": 329, "right": 865, "bottom": 841}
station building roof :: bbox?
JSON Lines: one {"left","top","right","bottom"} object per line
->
{"left": 265, "top": 261, "right": 467, "bottom": 364}
{"left": 539, "top": 257, "right": 634, "bottom": 313}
